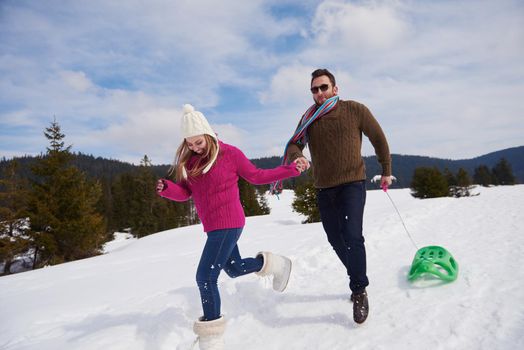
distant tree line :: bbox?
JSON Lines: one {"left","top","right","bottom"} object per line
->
{"left": 292, "top": 159, "right": 517, "bottom": 223}
{"left": 0, "top": 121, "right": 269, "bottom": 275}
{"left": 250, "top": 149, "right": 524, "bottom": 188}
{"left": 410, "top": 158, "right": 516, "bottom": 198}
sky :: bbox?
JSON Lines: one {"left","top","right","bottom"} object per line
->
{"left": 1, "top": 186, "right": 523, "bottom": 349}
{"left": 1, "top": 0, "right": 523, "bottom": 165}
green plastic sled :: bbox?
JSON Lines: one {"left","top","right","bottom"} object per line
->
{"left": 408, "top": 245, "right": 458, "bottom": 282}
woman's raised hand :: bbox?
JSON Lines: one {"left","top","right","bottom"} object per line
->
{"left": 156, "top": 179, "right": 167, "bottom": 192}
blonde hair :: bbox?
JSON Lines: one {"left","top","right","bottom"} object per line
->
{"left": 169, "top": 134, "right": 219, "bottom": 182}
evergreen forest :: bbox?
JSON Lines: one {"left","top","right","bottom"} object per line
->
{"left": 0, "top": 121, "right": 271, "bottom": 275}
{"left": 0, "top": 120, "right": 522, "bottom": 275}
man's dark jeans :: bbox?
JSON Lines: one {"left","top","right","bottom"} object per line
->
{"left": 317, "top": 180, "right": 369, "bottom": 293}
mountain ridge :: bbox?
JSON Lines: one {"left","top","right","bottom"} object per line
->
{"left": 1, "top": 145, "right": 522, "bottom": 187}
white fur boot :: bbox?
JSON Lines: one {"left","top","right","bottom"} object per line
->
{"left": 255, "top": 251, "right": 292, "bottom": 292}
{"left": 193, "top": 316, "right": 226, "bottom": 350}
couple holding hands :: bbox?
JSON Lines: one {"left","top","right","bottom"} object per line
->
{"left": 157, "top": 69, "right": 392, "bottom": 349}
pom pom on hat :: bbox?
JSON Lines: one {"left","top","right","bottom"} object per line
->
{"left": 183, "top": 104, "right": 195, "bottom": 114}
{"left": 181, "top": 103, "right": 217, "bottom": 141}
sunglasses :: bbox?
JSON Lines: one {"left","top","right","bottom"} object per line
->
{"left": 310, "top": 84, "right": 330, "bottom": 94}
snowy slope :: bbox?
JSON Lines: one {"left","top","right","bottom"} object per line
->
{"left": 1, "top": 186, "right": 523, "bottom": 350}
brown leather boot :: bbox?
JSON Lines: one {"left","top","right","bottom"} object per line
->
{"left": 351, "top": 290, "right": 369, "bottom": 324}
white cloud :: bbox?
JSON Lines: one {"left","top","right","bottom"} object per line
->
{"left": 1, "top": 0, "right": 523, "bottom": 163}
{"left": 259, "top": 64, "right": 314, "bottom": 106}
{"left": 312, "top": 0, "right": 409, "bottom": 50}
{"left": 60, "top": 71, "right": 94, "bottom": 93}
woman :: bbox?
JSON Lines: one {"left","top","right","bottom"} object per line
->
{"left": 157, "top": 104, "right": 303, "bottom": 350}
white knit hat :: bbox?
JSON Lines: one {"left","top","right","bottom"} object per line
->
{"left": 180, "top": 104, "right": 219, "bottom": 177}
{"left": 181, "top": 104, "right": 217, "bottom": 141}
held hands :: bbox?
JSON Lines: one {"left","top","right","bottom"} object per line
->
{"left": 156, "top": 179, "right": 167, "bottom": 193}
{"left": 294, "top": 157, "right": 310, "bottom": 173}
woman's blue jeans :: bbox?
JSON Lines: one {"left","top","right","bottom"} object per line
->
{"left": 317, "top": 181, "right": 369, "bottom": 293}
{"left": 196, "top": 227, "right": 263, "bottom": 321}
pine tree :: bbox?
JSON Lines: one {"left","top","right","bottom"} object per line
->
{"left": 110, "top": 172, "right": 134, "bottom": 232}
{"left": 0, "top": 161, "right": 31, "bottom": 274}
{"left": 292, "top": 178, "right": 320, "bottom": 223}
{"left": 97, "top": 176, "right": 113, "bottom": 236}
{"left": 255, "top": 186, "right": 270, "bottom": 215}
{"left": 27, "top": 120, "right": 106, "bottom": 266}
{"left": 443, "top": 168, "right": 457, "bottom": 187}
{"left": 450, "top": 168, "right": 473, "bottom": 197}
{"left": 131, "top": 155, "right": 162, "bottom": 237}
{"left": 473, "top": 165, "right": 493, "bottom": 186}
{"left": 410, "top": 167, "right": 449, "bottom": 199}
{"left": 238, "top": 178, "right": 268, "bottom": 217}
{"left": 492, "top": 158, "right": 516, "bottom": 185}
{"left": 110, "top": 156, "right": 195, "bottom": 236}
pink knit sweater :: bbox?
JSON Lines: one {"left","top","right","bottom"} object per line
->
{"left": 159, "top": 141, "right": 300, "bottom": 232}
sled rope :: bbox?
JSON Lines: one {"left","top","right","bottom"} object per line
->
{"left": 382, "top": 185, "right": 419, "bottom": 250}
{"left": 271, "top": 95, "right": 339, "bottom": 194}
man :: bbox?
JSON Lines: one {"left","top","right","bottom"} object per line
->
{"left": 286, "top": 68, "right": 392, "bottom": 324}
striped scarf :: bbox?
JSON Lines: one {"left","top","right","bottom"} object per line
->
{"left": 271, "top": 95, "right": 339, "bottom": 193}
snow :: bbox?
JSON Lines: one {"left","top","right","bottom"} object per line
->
{"left": 1, "top": 185, "right": 523, "bottom": 350}
{"left": 102, "top": 231, "right": 137, "bottom": 254}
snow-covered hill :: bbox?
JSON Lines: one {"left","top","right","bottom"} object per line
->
{"left": 1, "top": 186, "right": 523, "bottom": 350}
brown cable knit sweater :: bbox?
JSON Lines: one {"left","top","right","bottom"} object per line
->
{"left": 286, "top": 99, "right": 392, "bottom": 189}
